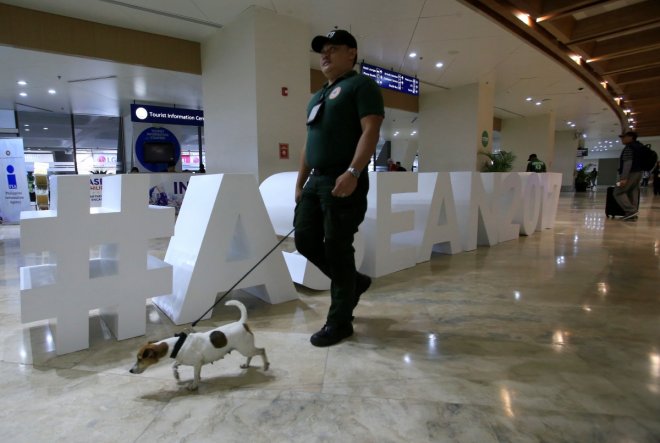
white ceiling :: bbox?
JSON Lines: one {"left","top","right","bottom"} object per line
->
{"left": 0, "top": 0, "right": 629, "bottom": 153}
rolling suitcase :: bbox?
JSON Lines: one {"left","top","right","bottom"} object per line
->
{"left": 605, "top": 186, "right": 639, "bottom": 218}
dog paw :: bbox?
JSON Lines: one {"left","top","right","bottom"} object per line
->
{"left": 263, "top": 363, "right": 270, "bottom": 371}
{"left": 187, "top": 383, "right": 199, "bottom": 391}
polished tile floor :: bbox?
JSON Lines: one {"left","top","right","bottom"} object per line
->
{"left": 0, "top": 188, "right": 658, "bottom": 442}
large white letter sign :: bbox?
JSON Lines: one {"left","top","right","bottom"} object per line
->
{"left": 515, "top": 173, "right": 542, "bottom": 236}
{"left": 259, "top": 172, "right": 365, "bottom": 291}
{"left": 538, "top": 173, "right": 562, "bottom": 230}
{"left": 361, "top": 172, "right": 418, "bottom": 278}
{"left": 20, "top": 175, "right": 174, "bottom": 354}
{"left": 421, "top": 172, "right": 462, "bottom": 258}
{"left": 153, "top": 174, "right": 297, "bottom": 325}
{"left": 450, "top": 172, "right": 499, "bottom": 251}
{"left": 494, "top": 172, "right": 522, "bottom": 243}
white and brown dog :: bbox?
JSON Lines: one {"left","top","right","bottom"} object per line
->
{"left": 129, "top": 300, "right": 269, "bottom": 390}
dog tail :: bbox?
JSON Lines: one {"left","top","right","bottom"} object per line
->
{"left": 225, "top": 300, "right": 247, "bottom": 323}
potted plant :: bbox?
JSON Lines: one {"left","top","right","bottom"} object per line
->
{"left": 479, "top": 150, "right": 516, "bottom": 172}
{"left": 574, "top": 168, "right": 590, "bottom": 192}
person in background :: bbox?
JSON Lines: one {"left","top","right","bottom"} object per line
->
{"left": 614, "top": 131, "right": 644, "bottom": 221}
{"left": 387, "top": 158, "right": 396, "bottom": 171}
{"left": 395, "top": 161, "right": 406, "bottom": 171}
{"left": 199, "top": 163, "right": 206, "bottom": 173}
{"left": 294, "top": 29, "right": 384, "bottom": 347}
{"left": 652, "top": 160, "right": 660, "bottom": 196}
{"left": 526, "top": 154, "right": 546, "bottom": 172}
{"left": 589, "top": 168, "right": 598, "bottom": 189}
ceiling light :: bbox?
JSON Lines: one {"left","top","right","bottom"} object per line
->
{"left": 43, "top": 127, "right": 48, "bottom": 130}
{"left": 623, "top": 109, "right": 631, "bottom": 114}
{"left": 409, "top": 52, "right": 417, "bottom": 58}
{"left": 526, "top": 97, "right": 533, "bottom": 101}
{"left": 567, "top": 121, "right": 572, "bottom": 125}
{"left": 571, "top": 124, "right": 576, "bottom": 127}
{"left": 569, "top": 54, "right": 582, "bottom": 65}
{"left": 24, "top": 128, "right": 30, "bottom": 132}
{"left": 24, "top": 124, "right": 29, "bottom": 127}
{"left": 48, "top": 89, "right": 56, "bottom": 94}
{"left": 515, "top": 12, "right": 532, "bottom": 26}
{"left": 17, "top": 80, "right": 27, "bottom": 86}
{"left": 435, "top": 62, "right": 443, "bottom": 68}
{"left": 600, "top": 81, "right": 608, "bottom": 89}
{"left": 19, "top": 92, "right": 27, "bottom": 97}
{"left": 411, "top": 131, "right": 417, "bottom": 135}
{"left": 535, "top": 101, "right": 542, "bottom": 106}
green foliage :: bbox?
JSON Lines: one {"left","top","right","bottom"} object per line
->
{"left": 479, "top": 150, "right": 516, "bottom": 172}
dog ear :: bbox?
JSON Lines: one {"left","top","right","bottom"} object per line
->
{"left": 141, "top": 348, "right": 155, "bottom": 359}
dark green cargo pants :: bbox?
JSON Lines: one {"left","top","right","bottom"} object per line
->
{"left": 294, "top": 173, "right": 368, "bottom": 326}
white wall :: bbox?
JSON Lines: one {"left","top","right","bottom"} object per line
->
{"left": 554, "top": 130, "right": 577, "bottom": 189}
{"left": 418, "top": 83, "right": 479, "bottom": 172}
{"left": 201, "top": 7, "right": 309, "bottom": 182}
{"left": 254, "top": 9, "right": 309, "bottom": 182}
{"left": 201, "top": 9, "right": 258, "bottom": 177}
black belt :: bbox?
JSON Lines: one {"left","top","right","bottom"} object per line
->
{"left": 310, "top": 167, "right": 348, "bottom": 177}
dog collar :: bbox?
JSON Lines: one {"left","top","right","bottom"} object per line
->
{"left": 170, "top": 332, "right": 187, "bottom": 358}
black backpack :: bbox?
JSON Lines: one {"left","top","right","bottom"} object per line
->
{"left": 638, "top": 144, "right": 658, "bottom": 172}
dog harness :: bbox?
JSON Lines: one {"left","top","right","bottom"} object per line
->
{"left": 170, "top": 332, "right": 188, "bottom": 358}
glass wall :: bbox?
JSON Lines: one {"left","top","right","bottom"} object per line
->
{"left": 16, "top": 111, "right": 206, "bottom": 174}
{"left": 72, "top": 114, "right": 121, "bottom": 174}
{"left": 17, "top": 111, "right": 76, "bottom": 173}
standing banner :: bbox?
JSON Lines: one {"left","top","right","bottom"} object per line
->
{"left": 0, "top": 138, "right": 31, "bottom": 224}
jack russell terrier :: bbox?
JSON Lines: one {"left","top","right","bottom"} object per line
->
{"left": 129, "top": 300, "right": 269, "bottom": 390}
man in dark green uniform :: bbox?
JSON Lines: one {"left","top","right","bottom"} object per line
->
{"left": 294, "top": 30, "right": 384, "bottom": 347}
{"left": 526, "top": 154, "right": 547, "bottom": 172}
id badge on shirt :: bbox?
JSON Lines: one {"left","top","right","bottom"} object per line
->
{"left": 307, "top": 101, "right": 324, "bottom": 125}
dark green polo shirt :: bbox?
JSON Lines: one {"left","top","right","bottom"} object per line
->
{"left": 305, "top": 70, "right": 384, "bottom": 170}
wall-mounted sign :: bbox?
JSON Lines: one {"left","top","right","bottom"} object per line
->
{"left": 135, "top": 127, "right": 181, "bottom": 172}
{"left": 130, "top": 104, "right": 204, "bottom": 127}
{"left": 360, "top": 63, "right": 419, "bottom": 96}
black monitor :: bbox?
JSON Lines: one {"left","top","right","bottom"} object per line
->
{"left": 143, "top": 142, "right": 175, "bottom": 163}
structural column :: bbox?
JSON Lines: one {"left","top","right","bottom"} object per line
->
{"left": 201, "top": 7, "right": 309, "bottom": 182}
{"left": 418, "top": 78, "right": 495, "bottom": 172}
{"left": 500, "top": 113, "right": 556, "bottom": 172}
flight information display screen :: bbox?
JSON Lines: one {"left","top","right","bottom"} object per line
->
{"left": 360, "top": 63, "right": 419, "bottom": 96}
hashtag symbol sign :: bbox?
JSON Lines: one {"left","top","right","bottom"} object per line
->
{"left": 20, "top": 174, "right": 174, "bottom": 355}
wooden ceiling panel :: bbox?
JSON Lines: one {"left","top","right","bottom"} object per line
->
{"left": 623, "top": 80, "right": 660, "bottom": 97}
{"left": 580, "top": 26, "right": 660, "bottom": 61}
{"left": 565, "top": 1, "right": 660, "bottom": 45}
{"left": 592, "top": 47, "right": 660, "bottom": 75}
{"left": 609, "top": 67, "right": 660, "bottom": 85}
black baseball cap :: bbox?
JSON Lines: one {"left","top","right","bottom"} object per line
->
{"left": 619, "top": 131, "right": 638, "bottom": 139}
{"left": 311, "top": 30, "right": 357, "bottom": 53}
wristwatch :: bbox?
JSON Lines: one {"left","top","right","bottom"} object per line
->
{"left": 347, "top": 167, "right": 360, "bottom": 178}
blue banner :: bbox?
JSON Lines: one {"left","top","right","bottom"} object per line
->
{"left": 1, "top": 138, "right": 32, "bottom": 224}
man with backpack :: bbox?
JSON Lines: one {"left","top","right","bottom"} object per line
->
{"left": 614, "top": 131, "right": 645, "bottom": 221}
